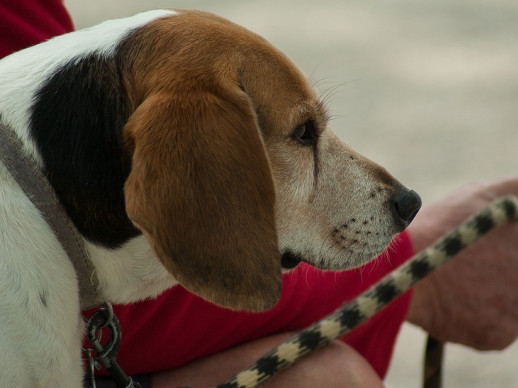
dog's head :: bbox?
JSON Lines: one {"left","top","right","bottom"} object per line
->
{"left": 119, "top": 10, "right": 421, "bottom": 311}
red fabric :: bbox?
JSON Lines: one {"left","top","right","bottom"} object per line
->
{"left": 0, "top": 2, "right": 415, "bottom": 379}
{"left": 108, "top": 231, "right": 414, "bottom": 379}
{"left": 0, "top": 0, "right": 73, "bottom": 59}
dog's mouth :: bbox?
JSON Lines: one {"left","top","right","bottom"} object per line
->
{"left": 281, "top": 251, "right": 304, "bottom": 269}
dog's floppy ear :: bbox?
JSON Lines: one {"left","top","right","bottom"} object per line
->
{"left": 123, "top": 91, "right": 281, "bottom": 311}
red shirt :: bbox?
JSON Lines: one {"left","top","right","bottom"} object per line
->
{"left": 0, "top": 0, "right": 74, "bottom": 58}
{"left": 110, "top": 232, "right": 413, "bottom": 379}
{"left": 0, "top": 1, "right": 414, "bottom": 380}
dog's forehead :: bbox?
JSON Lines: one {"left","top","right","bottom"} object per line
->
{"left": 122, "top": 10, "right": 322, "bottom": 133}
{"left": 241, "top": 52, "right": 322, "bottom": 136}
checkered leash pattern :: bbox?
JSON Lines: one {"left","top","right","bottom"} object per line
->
{"left": 218, "top": 196, "right": 518, "bottom": 388}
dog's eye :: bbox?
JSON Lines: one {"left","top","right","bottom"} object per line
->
{"left": 292, "top": 120, "right": 317, "bottom": 147}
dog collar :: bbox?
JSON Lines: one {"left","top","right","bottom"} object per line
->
{"left": 0, "top": 118, "right": 103, "bottom": 309}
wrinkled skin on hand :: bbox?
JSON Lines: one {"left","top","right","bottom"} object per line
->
{"left": 407, "top": 175, "right": 518, "bottom": 350}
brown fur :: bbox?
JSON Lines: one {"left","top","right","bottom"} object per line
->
{"left": 120, "top": 9, "right": 412, "bottom": 311}
{"left": 123, "top": 89, "right": 281, "bottom": 311}
{"left": 120, "top": 10, "right": 302, "bottom": 311}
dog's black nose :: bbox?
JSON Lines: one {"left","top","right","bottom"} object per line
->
{"left": 392, "top": 188, "right": 421, "bottom": 226}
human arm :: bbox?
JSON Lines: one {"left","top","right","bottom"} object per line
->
{"left": 151, "top": 332, "right": 384, "bottom": 388}
{"left": 406, "top": 175, "right": 518, "bottom": 350}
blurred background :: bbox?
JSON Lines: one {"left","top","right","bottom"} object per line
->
{"left": 64, "top": 0, "right": 518, "bottom": 386}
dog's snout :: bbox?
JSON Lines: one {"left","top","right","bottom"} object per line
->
{"left": 392, "top": 188, "right": 421, "bottom": 226}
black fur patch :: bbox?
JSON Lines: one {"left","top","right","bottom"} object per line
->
{"left": 30, "top": 54, "right": 141, "bottom": 247}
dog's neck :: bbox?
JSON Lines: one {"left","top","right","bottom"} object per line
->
{"left": 29, "top": 52, "right": 140, "bottom": 248}
{"left": 86, "top": 236, "right": 176, "bottom": 304}
{"left": 0, "top": 10, "right": 179, "bottom": 305}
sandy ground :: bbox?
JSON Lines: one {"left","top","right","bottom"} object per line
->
{"left": 64, "top": 1, "right": 518, "bottom": 386}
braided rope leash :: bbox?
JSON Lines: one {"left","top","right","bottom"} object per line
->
{"left": 423, "top": 335, "right": 444, "bottom": 388}
{"left": 219, "top": 195, "right": 518, "bottom": 388}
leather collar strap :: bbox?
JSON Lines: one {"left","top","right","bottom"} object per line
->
{"left": 0, "top": 119, "right": 103, "bottom": 309}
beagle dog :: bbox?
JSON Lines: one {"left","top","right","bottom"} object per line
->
{"left": 0, "top": 9, "right": 421, "bottom": 386}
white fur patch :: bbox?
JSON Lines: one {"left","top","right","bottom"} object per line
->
{"left": 0, "top": 10, "right": 177, "bottom": 386}
{"left": 86, "top": 236, "right": 177, "bottom": 304}
{"left": 0, "top": 9, "right": 176, "bottom": 164}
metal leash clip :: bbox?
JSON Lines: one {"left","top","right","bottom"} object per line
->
{"left": 83, "top": 303, "right": 141, "bottom": 388}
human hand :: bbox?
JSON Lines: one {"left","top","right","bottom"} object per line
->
{"left": 406, "top": 175, "right": 518, "bottom": 350}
